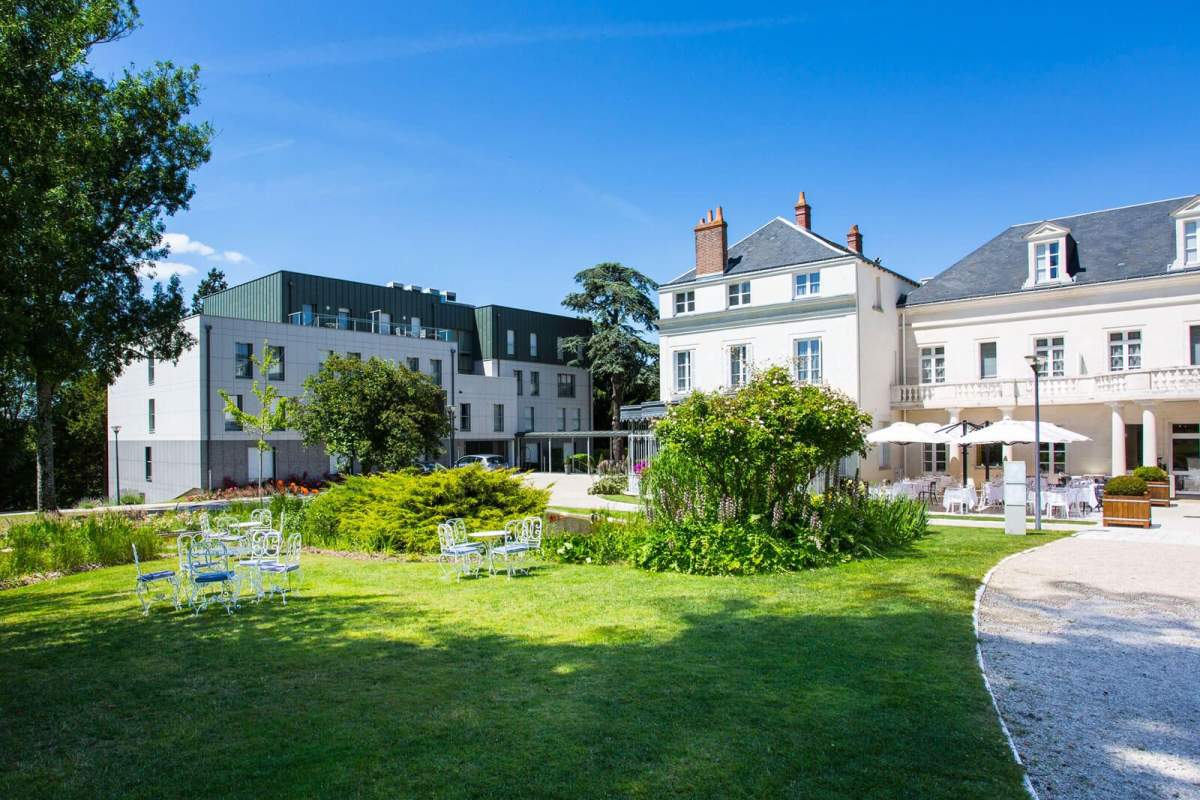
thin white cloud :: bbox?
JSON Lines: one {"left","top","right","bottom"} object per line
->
{"left": 216, "top": 17, "right": 799, "bottom": 74}
{"left": 138, "top": 260, "right": 199, "bottom": 280}
{"left": 219, "top": 250, "right": 250, "bottom": 264}
{"left": 162, "top": 232, "right": 215, "bottom": 257}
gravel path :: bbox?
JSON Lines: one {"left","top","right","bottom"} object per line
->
{"left": 977, "top": 534, "right": 1200, "bottom": 799}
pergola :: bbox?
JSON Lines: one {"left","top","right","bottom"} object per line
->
{"left": 514, "top": 430, "right": 632, "bottom": 473}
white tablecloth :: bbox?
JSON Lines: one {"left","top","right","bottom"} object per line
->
{"left": 942, "top": 487, "right": 974, "bottom": 513}
{"left": 976, "top": 482, "right": 1004, "bottom": 510}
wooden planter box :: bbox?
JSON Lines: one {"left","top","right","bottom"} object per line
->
{"left": 1145, "top": 481, "right": 1171, "bottom": 507}
{"left": 1103, "top": 494, "right": 1152, "bottom": 528}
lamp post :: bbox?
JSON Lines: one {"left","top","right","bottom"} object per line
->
{"left": 1023, "top": 355, "right": 1043, "bottom": 532}
{"left": 111, "top": 425, "right": 122, "bottom": 505}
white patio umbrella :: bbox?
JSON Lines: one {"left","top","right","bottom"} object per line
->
{"left": 955, "top": 419, "right": 1090, "bottom": 446}
{"left": 866, "top": 421, "right": 948, "bottom": 445}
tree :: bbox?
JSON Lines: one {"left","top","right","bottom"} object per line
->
{"left": 0, "top": 1, "right": 212, "bottom": 509}
{"left": 295, "top": 354, "right": 450, "bottom": 473}
{"left": 191, "top": 267, "right": 228, "bottom": 314}
{"left": 219, "top": 343, "right": 292, "bottom": 503}
{"left": 561, "top": 262, "right": 658, "bottom": 460}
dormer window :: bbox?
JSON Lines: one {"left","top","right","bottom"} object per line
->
{"left": 727, "top": 281, "right": 751, "bottom": 308}
{"left": 1023, "top": 222, "right": 1072, "bottom": 288}
{"left": 1170, "top": 196, "right": 1200, "bottom": 270}
{"left": 1035, "top": 241, "right": 1060, "bottom": 281}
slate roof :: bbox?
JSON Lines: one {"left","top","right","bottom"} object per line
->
{"left": 903, "top": 196, "right": 1197, "bottom": 306}
{"left": 662, "top": 218, "right": 858, "bottom": 287}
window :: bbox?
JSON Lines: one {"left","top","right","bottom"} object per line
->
{"left": 1191, "top": 325, "right": 1200, "bottom": 366}
{"left": 301, "top": 304, "right": 314, "bottom": 325}
{"left": 266, "top": 346, "right": 284, "bottom": 381}
{"left": 558, "top": 408, "right": 567, "bottom": 432}
{"left": 557, "top": 373, "right": 576, "bottom": 398}
{"left": 794, "top": 272, "right": 820, "bottom": 297}
{"left": 235, "top": 342, "right": 253, "bottom": 379}
{"left": 729, "top": 344, "right": 750, "bottom": 388}
{"left": 573, "top": 408, "right": 582, "bottom": 431}
{"left": 922, "top": 443, "right": 947, "bottom": 473}
{"left": 674, "top": 351, "right": 692, "bottom": 393}
{"left": 556, "top": 336, "right": 565, "bottom": 360}
{"left": 225, "top": 394, "right": 243, "bottom": 431}
{"left": 1109, "top": 331, "right": 1142, "bottom": 371}
{"left": 530, "top": 371, "right": 540, "bottom": 396}
{"left": 1034, "top": 337, "right": 1065, "bottom": 377}
{"left": 524, "top": 406, "right": 534, "bottom": 431}
{"left": 506, "top": 329, "right": 515, "bottom": 356}
{"left": 979, "top": 341, "right": 997, "bottom": 379}
{"left": 530, "top": 333, "right": 538, "bottom": 358}
{"left": 337, "top": 307, "right": 350, "bottom": 330}
{"left": 1035, "top": 241, "right": 1061, "bottom": 282}
{"left": 674, "top": 291, "right": 695, "bottom": 314}
{"left": 147, "top": 357, "right": 155, "bottom": 386}
{"left": 1039, "top": 442, "right": 1067, "bottom": 474}
{"left": 794, "top": 338, "right": 822, "bottom": 384}
{"left": 1186, "top": 220, "right": 1198, "bottom": 266}
{"left": 514, "top": 369, "right": 523, "bottom": 396}
{"left": 920, "top": 346, "right": 945, "bottom": 384}
{"left": 406, "top": 356, "right": 420, "bottom": 372}
{"left": 347, "top": 352, "right": 361, "bottom": 361}
{"left": 977, "top": 443, "right": 1003, "bottom": 468}
{"left": 430, "top": 359, "right": 443, "bottom": 387}
{"left": 727, "top": 281, "right": 751, "bottom": 307}
{"left": 144, "top": 447, "right": 153, "bottom": 482}
{"left": 493, "top": 404, "right": 504, "bottom": 432}
{"left": 879, "top": 442, "right": 891, "bottom": 469}
{"left": 459, "top": 403, "right": 471, "bottom": 432}
{"left": 147, "top": 399, "right": 156, "bottom": 433}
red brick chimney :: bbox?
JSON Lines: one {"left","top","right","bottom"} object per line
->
{"left": 694, "top": 207, "right": 728, "bottom": 277}
{"left": 794, "top": 192, "right": 812, "bottom": 230}
{"left": 847, "top": 224, "right": 863, "bottom": 254}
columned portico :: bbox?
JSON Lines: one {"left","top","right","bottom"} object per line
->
{"left": 1107, "top": 402, "right": 1126, "bottom": 477}
{"left": 1139, "top": 402, "right": 1158, "bottom": 469}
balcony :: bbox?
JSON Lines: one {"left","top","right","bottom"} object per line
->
{"left": 287, "top": 311, "right": 452, "bottom": 342}
{"left": 891, "top": 365, "right": 1200, "bottom": 409}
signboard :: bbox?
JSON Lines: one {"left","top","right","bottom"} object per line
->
{"left": 1004, "top": 460, "right": 1026, "bottom": 536}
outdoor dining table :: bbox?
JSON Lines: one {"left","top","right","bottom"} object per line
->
{"left": 228, "top": 520, "right": 264, "bottom": 530}
{"left": 977, "top": 482, "right": 1004, "bottom": 510}
{"left": 941, "top": 486, "right": 974, "bottom": 513}
{"left": 468, "top": 530, "right": 507, "bottom": 575}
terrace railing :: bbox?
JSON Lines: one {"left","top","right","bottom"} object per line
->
{"left": 288, "top": 311, "right": 452, "bottom": 342}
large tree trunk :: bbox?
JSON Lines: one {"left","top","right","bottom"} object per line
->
{"left": 610, "top": 378, "right": 624, "bottom": 462}
{"left": 34, "top": 376, "right": 57, "bottom": 511}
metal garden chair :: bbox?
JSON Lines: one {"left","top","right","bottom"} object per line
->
{"left": 437, "top": 522, "right": 483, "bottom": 580}
{"left": 250, "top": 508, "right": 272, "bottom": 529}
{"left": 132, "top": 543, "right": 180, "bottom": 615}
{"left": 186, "top": 539, "right": 240, "bottom": 615}
{"left": 259, "top": 533, "right": 302, "bottom": 603}
{"left": 491, "top": 518, "right": 536, "bottom": 578}
{"left": 237, "top": 530, "right": 282, "bottom": 601}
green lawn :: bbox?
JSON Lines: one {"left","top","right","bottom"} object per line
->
{"left": 0, "top": 526, "right": 1062, "bottom": 799}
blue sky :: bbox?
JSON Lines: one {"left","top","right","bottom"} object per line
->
{"left": 92, "top": 1, "right": 1200, "bottom": 315}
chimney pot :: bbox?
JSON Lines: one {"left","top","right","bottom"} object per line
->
{"left": 847, "top": 224, "right": 863, "bottom": 254}
{"left": 694, "top": 205, "right": 729, "bottom": 277}
{"left": 794, "top": 191, "right": 812, "bottom": 230}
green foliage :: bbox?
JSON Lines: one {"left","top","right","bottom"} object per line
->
{"left": 1104, "top": 475, "right": 1148, "bottom": 496}
{"left": 645, "top": 366, "right": 873, "bottom": 530}
{"left": 1, "top": 0, "right": 212, "bottom": 508}
{"left": 191, "top": 267, "right": 228, "bottom": 314}
{"left": 543, "top": 517, "right": 645, "bottom": 565}
{"left": 587, "top": 474, "right": 628, "bottom": 496}
{"left": 295, "top": 353, "right": 450, "bottom": 473}
{"left": 0, "top": 513, "right": 161, "bottom": 581}
{"left": 301, "top": 466, "right": 547, "bottom": 553}
{"left": 1132, "top": 465, "right": 1169, "bottom": 483}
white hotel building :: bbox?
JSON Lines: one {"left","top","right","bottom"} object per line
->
{"left": 647, "top": 193, "right": 1200, "bottom": 495}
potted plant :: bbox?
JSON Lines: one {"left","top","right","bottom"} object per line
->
{"left": 1102, "top": 475, "right": 1152, "bottom": 528}
{"left": 1132, "top": 465, "right": 1171, "bottom": 507}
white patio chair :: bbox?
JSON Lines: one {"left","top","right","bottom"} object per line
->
{"left": 259, "top": 533, "right": 302, "bottom": 604}
{"left": 1044, "top": 491, "right": 1070, "bottom": 519}
{"left": 132, "top": 543, "right": 180, "bottom": 615}
{"left": 437, "top": 523, "right": 482, "bottom": 580}
{"left": 237, "top": 530, "right": 282, "bottom": 601}
{"left": 250, "top": 508, "right": 272, "bottom": 529}
{"left": 185, "top": 539, "right": 240, "bottom": 615}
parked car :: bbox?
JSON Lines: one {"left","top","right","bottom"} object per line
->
{"left": 454, "top": 454, "right": 508, "bottom": 470}
{"left": 413, "top": 461, "right": 448, "bottom": 474}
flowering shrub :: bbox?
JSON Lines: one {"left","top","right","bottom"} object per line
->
{"left": 587, "top": 474, "right": 628, "bottom": 496}
{"left": 0, "top": 514, "right": 162, "bottom": 583}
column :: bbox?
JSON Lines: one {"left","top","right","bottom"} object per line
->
{"left": 946, "top": 407, "right": 962, "bottom": 480}
{"left": 1139, "top": 402, "right": 1157, "bottom": 469}
{"left": 1107, "top": 402, "right": 1125, "bottom": 476}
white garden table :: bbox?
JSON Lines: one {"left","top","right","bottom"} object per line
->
{"left": 469, "top": 531, "right": 506, "bottom": 575}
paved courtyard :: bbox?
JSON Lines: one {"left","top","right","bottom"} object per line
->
{"left": 522, "top": 471, "right": 638, "bottom": 511}
{"left": 977, "top": 501, "right": 1200, "bottom": 799}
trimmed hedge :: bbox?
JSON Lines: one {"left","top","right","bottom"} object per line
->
{"left": 301, "top": 466, "right": 548, "bottom": 553}
{"left": 1104, "top": 475, "right": 1147, "bottom": 497}
{"left": 1132, "top": 465, "right": 1169, "bottom": 483}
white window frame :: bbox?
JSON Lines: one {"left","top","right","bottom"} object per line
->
{"left": 1034, "top": 241, "right": 1061, "bottom": 282}
{"left": 793, "top": 271, "right": 821, "bottom": 299}
{"left": 793, "top": 337, "right": 822, "bottom": 384}
{"left": 1170, "top": 199, "right": 1200, "bottom": 270}
{"left": 728, "top": 343, "right": 750, "bottom": 388}
{"left": 1039, "top": 442, "right": 1067, "bottom": 474}
{"left": 1108, "top": 330, "right": 1142, "bottom": 372}
{"left": 673, "top": 290, "right": 695, "bottom": 315}
{"left": 979, "top": 341, "right": 998, "bottom": 380}
{"left": 919, "top": 345, "right": 946, "bottom": 385}
{"left": 1186, "top": 220, "right": 1199, "bottom": 267}
{"left": 673, "top": 350, "right": 693, "bottom": 393}
{"left": 922, "top": 443, "right": 947, "bottom": 473}
{"left": 727, "top": 281, "right": 751, "bottom": 308}
{"left": 1034, "top": 336, "right": 1065, "bottom": 378}
{"left": 1023, "top": 223, "right": 1071, "bottom": 287}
